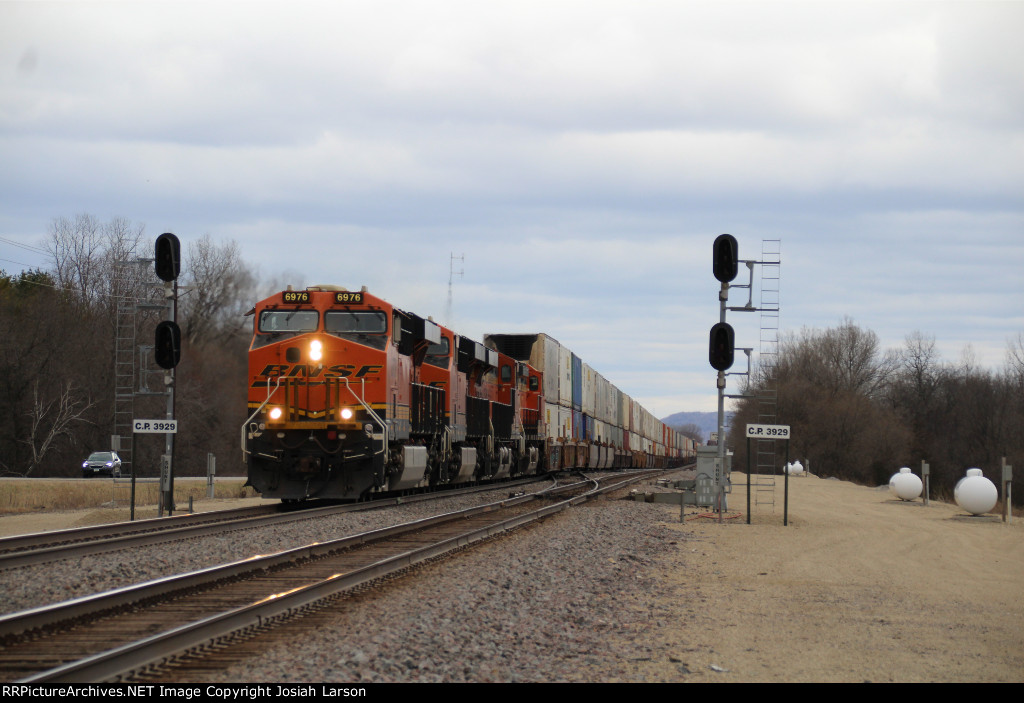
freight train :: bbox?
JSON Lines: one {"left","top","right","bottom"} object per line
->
{"left": 242, "top": 285, "right": 695, "bottom": 501}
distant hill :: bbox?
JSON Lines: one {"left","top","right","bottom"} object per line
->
{"left": 661, "top": 411, "right": 734, "bottom": 442}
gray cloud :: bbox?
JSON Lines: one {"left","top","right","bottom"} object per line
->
{"left": 2, "top": 0, "right": 1022, "bottom": 415}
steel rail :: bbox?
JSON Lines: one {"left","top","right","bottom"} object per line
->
{"left": 0, "top": 504, "right": 280, "bottom": 559}
{"left": 0, "top": 474, "right": 581, "bottom": 640}
{"left": 0, "top": 476, "right": 545, "bottom": 570}
{"left": 9, "top": 470, "right": 661, "bottom": 683}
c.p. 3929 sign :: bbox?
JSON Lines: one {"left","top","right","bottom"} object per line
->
{"left": 133, "top": 419, "right": 178, "bottom": 434}
{"left": 745, "top": 423, "right": 790, "bottom": 439}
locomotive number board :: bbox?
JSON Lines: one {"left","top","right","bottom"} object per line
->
{"left": 280, "top": 291, "right": 364, "bottom": 304}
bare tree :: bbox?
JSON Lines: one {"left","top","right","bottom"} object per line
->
{"left": 98, "top": 217, "right": 150, "bottom": 325}
{"left": 896, "top": 332, "right": 939, "bottom": 401}
{"left": 18, "top": 380, "right": 96, "bottom": 476}
{"left": 45, "top": 214, "right": 152, "bottom": 319}
{"left": 730, "top": 320, "right": 907, "bottom": 484}
{"left": 677, "top": 423, "right": 704, "bottom": 445}
{"left": 179, "top": 235, "right": 256, "bottom": 348}
{"left": 3, "top": 221, "right": 267, "bottom": 477}
{"left": 1006, "top": 332, "right": 1024, "bottom": 390}
{"left": 47, "top": 214, "right": 103, "bottom": 305}
{"left": 816, "top": 318, "right": 896, "bottom": 399}
{"left": 887, "top": 331, "right": 942, "bottom": 458}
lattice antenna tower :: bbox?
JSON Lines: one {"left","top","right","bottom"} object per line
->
{"left": 445, "top": 253, "right": 464, "bottom": 326}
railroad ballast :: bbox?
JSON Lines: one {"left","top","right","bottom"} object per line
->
{"left": 243, "top": 285, "right": 695, "bottom": 500}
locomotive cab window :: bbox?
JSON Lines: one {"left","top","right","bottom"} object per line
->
{"left": 425, "top": 336, "right": 450, "bottom": 369}
{"left": 253, "top": 310, "right": 319, "bottom": 348}
{"left": 325, "top": 310, "right": 388, "bottom": 350}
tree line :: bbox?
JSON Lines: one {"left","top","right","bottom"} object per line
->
{"left": 729, "top": 318, "right": 1024, "bottom": 507}
{"left": 0, "top": 214, "right": 261, "bottom": 478}
{"left": 3, "top": 218, "right": 1020, "bottom": 507}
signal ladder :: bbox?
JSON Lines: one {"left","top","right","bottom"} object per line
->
{"left": 752, "top": 240, "right": 781, "bottom": 507}
{"left": 114, "top": 298, "right": 136, "bottom": 477}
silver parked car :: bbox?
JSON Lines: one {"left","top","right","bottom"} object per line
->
{"left": 81, "top": 451, "right": 122, "bottom": 478}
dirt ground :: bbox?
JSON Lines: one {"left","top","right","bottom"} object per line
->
{"left": 616, "top": 472, "right": 1024, "bottom": 683}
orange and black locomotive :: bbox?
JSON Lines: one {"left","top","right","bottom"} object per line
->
{"left": 243, "top": 285, "right": 693, "bottom": 501}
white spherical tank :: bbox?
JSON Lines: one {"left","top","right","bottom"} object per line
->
{"left": 889, "top": 467, "right": 922, "bottom": 501}
{"left": 955, "top": 468, "right": 998, "bottom": 515}
{"left": 785, "top": 461, "right": 804, "bottom": 475}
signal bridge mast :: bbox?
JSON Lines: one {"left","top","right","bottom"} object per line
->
{"left": 114, "top": 234, "right": 183, "bottom": 520}
{"left": 152, "top": 233, "right": 182, "bottom": 517}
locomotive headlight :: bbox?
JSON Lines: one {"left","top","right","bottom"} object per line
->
{"left": 309, "top": 339, "right": 323, "bottom": 362}
{"left": 340, "top": 407, "right": 354, "bottom": 420}
{"left": 268, "top": 407, "right": 283, "bottom": 421}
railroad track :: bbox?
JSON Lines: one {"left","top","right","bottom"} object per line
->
{"left": 0, "top": 469, "right": 664, "bottom": 683}
{"left": 0, "top": 476, "right": 542, "bottom": 570}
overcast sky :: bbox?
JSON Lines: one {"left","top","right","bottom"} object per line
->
{"left": 2, "top": 1, "right": 1022, "bottom": 417}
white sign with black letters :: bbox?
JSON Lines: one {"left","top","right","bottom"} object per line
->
{"left": 745, "top": 423, "right": 790, "bottom": 439}
{"left": 133, "top": 419, "right": 178, "bottom": 434}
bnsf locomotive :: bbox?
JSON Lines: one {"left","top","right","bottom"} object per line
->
{"left": 242, "top": 285, "right": 695, "bottom": 501}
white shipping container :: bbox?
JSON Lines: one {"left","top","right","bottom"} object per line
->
{"left": 542, "top": 335, "right": 561, "bottom": 407}
{"left": 597, "top": 374, "right": 612, "bottom": 425}
{"left": 544, "top": 402, "right": 560, "bottom": 441}
{"left": 559, "top": 405, "right": 573, "bottom": 441}
{"left": 608, "top": 380, "right": 617, "bottom": 425}
{"left": 551, "top": 402, "right": 571, "bottom": 441}
{"left": 558, "top": 344, "right": 572, "bottom": 408}
{"left": 484, "top": 332, "right": 672, "bottom": 465}
{"left": 582, "top": 362, "right": 596, "bottom": 417}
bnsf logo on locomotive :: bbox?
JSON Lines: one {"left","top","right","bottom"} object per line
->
{"left": 253, "top": 364, "right": 383, "bottom": 386}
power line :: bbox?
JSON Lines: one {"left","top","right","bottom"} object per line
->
{"left": 0, "top": 258, "right": 161, "bottom": 303}
{"left": 0, "top": 257, "right": 41, "bottom": 270}
{"left": 0, "top": 236, "right": 48, "bottom": 256}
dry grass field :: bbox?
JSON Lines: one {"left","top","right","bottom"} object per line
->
{"left": 0, "top": 477, "right": 262, "bottom": 531}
